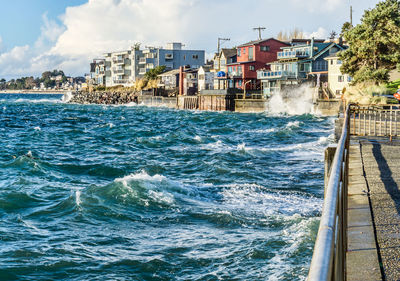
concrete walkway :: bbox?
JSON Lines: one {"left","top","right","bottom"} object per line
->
{"left": 347, "top": 137, "right": 400, "bottom": 280}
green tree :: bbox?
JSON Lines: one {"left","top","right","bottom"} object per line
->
{"left": 339, "top": 0, "right": 400, "bottom": 84}
{"left": 144, "top": 65, "right": 166, "bottom": 80}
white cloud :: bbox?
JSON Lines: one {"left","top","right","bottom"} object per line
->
{"left": 304, "top": 27, "right": 329, "bottom": 40}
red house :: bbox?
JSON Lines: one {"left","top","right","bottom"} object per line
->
{"left": 226, "top": 38, "right": 289, "bottom": 90}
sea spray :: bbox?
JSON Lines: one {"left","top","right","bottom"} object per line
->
{"left": 267, "top": 84, "right": 316, "bottom": 115}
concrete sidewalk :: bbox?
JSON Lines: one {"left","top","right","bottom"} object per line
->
{"left": 347, "top": 137, "right": 400, "bottom": 280}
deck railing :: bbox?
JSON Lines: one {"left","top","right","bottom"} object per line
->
{"left": 349, "top": 104, "right": 400, "bottom": 137}
{"left": 308, "top": 105, "right": 350, "bottom": 281}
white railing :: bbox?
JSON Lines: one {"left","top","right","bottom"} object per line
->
{"left": 308, "top": 105, "right": 350, "bottom": 281}
{"left": 257, "top": 70, "right": 297, "bottom": 79}
{"left": 278, "top": 50, "right": 309, "bottom": 59}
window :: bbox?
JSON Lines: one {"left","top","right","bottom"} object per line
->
{"left": 183, "top": 55, "right": 186, "bottom": 60}
{"left": 228, "top": 66, "right": 232, "bottom": 73}
{"left": 238, "top": 80, "right": 242, "bottom": 86}
{"left": 243, "top": 48, "right": 246, "bottom": 54}
{"left": 347, "top": 76, "right": 352, "bottom": 82}
{"left": 238, "top": 49, "right": 241, "bottom": 57}
{"left": 260, "top": 46, "right": 270, "bottom": 52}
{"left": 299, "top": 63, "right": 305, "bottom": 72}
{"left": 338, "top": 75, "right": 344, "bottom": 82}
{"left": 249, "top": 65, "right": 255, "bottom": 71}
{"left": 193, "top": 55, "right": 199, "bottom": 59}
{"left": 220, "top": 59, "right": 226, "bottom": 66}
{"left": 330, "top": 60, "right": 333, "bottom": 65}
{"left": 238, "top": 66, "right": 242, "bottom": 74}
{"left": 337, "top": 60, "right": 342, "bottom": 65}
{"left": 248, "top": 47, "right": 254, "bottom": 60}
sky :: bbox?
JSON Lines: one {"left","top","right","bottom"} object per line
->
{"left": 0, "top": 0, "right": 382, "bottom": 79}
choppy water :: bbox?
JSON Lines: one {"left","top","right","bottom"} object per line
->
{"left": 0, "top": 94, "right": 333, "bottom": 280}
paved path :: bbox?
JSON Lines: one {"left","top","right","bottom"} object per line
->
{"left": 347, "top": 137, "right": 400, "bottom": 280}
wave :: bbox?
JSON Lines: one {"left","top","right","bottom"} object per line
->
{"left": 12, "top": 98, "right": 62, "bottom": 104}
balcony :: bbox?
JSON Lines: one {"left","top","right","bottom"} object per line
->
{"left": 139, "top": 58, "right": 146, "bottom": 64}
{"left": 277, "top": 50, "right": 309, "bottom": 59}
{"left": 113, "top": 79, "right": 129, "bottom": 84}
{"left": 113, "top": 59, "right": 124, "bottom": 64}
{"left": 139, "top": 68, "right": 146, "bottom": 75}
{"left": 257, "top": 70, "right": 297, "bottom": 80}
{"left": 165, "top": 54, "right": 173, "bottom": 60}
{"left": 113, "top": 69, "right": 125, "bottom": 74}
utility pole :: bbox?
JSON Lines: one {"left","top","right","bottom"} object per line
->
{"left": 216, "top": 37, "right": 230, "bottom": 89}
{"left": 217, "top": 38, "right": 230, "bottom": 57}
{"left": 350, "top": 5, "right": 353, "bottom": 26}
{"left": 253, "top": 27, "right": 266, "bottom": 40}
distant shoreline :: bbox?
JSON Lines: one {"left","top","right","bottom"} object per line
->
{"left": 0, "top": 90, "right": 69, "bottom": 94}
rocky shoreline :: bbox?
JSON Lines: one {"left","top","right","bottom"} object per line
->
{"left": 69, "top": 91, "right": 140, "bottom": 104}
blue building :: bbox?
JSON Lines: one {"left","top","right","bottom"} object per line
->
{"left": 257, "top": 38, "right": 346, "bottom": 96}
{"left": 139, "top": 43, "right": 205, "bottom": 75}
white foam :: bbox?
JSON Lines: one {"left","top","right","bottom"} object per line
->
{"left": 33, "top": 126, "right": 41, "bottom": 131}
{"left": 286, "top": 121, "right": 301, "bottom": 129}
{"left": 246, "top": 128, "right": 276, "bottom": 134}
{"left": 26, "top": 151, "right": 33, "bottom": 157}
{"left": 194, "top": 135, "right": 202, "bottom": 142}
{"left": 237, "top": 143, "right": 246, "bottom": 151}
{"left": 221, "top": 183, "right": 322, "bottom": 217}
{"left": 115, "top": 171, "right": 166, "bottom": 187}
{"left": 108, "top": 123, "right": 114, "bottom": 128}
{"left": 75, "top": 190, "right": 82, "bottom": 206}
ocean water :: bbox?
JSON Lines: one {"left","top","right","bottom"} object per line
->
{"left": 0, "top": 94, "right": 333, "bottom": 280}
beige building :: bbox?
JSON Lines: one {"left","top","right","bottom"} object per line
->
{"left": 324, "top": 53, "right": 352, "bottom": 97}
{"left": 211, "top": 48, "right": 236, "bottom": 90}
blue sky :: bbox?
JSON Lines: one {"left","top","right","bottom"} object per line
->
{"left": 0, "top": 0, "right": 382, "bottom": 79}
{"left": 0, "top": 0, "right": 86, "bottom": 49}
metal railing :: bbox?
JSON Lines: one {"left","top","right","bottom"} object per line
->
{"left": 349, "top": 104, "right": 400, "bottom": 137}
{"left": 308, "top": 105, "right": 350, "bottom": 281}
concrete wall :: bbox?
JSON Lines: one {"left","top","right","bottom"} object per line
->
{"left": 234, "top": 99, "right": 267, "bottom": 113}
{"left": 314, "top": 99, "right": 342, "bottom": 116}
{"left": 139, "top": 96, "right": 177, "bottom": 108}
{"left": 198, "top": 94, "right": 235, "bottom": 111}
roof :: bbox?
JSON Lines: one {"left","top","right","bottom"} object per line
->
{"left": 199, "top": 65, "right": 212, "bottom": 72}
{"left": 221, "top": 48, "right": 237, "bottom": 58}
{"left": 312, "top": 43, "right": 346, "bottom": 60}
{"left": 158, "top": 69, "right": 180, "bottom": 77}
{"left": 237, "top": 38, "right": 288, "bottom": 47}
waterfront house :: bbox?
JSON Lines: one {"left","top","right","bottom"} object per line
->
{"left": 211, "top": 48, "right": 237, "bottom": 90}
{"left": 198, "top": 65, "right": 214, "bottom": 91}
{"left": 90, "top": 59, "right": 106, "bottom": 86}
{"left": 257, "top": 39, "right": 346, "bottom": 96}
{"left": 158, "top": 69, "right": 180, "bottom": 90}
{"left": 226, "top": 38, "right": 289, "bottom": 90}
{"left": 324, "top": 53, "right": 352, "bottom": 97}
